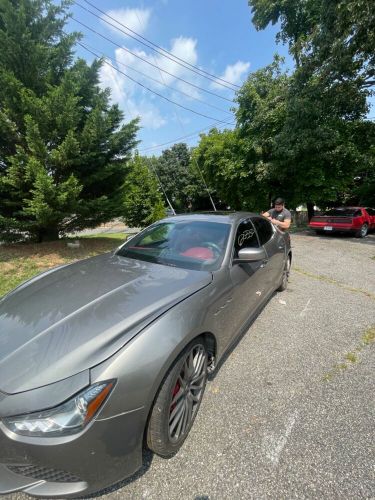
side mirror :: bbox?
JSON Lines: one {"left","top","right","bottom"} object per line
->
{"left": 236, "top": 247, "right": 266, "bottom": 263}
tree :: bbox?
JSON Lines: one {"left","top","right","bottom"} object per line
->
{"left": 235, "top": 58, "right": 290, "bottom": 206}
{"left": 249, "top": 0, "right": 375, "bottom": 91}
{"left": 0, "top": 0, "right": 139, "bottom": 241}
{"left": 193, "top": 127, "right": 269, "bottom": 212}
{"left": 235, "top": 58, "right": 372, "bottom": 216}
{"left": 154, "top": 143, "right": 199, "bottom": 212}
{"left": 122, "top": 155, "right": 165, "bottom": 228}
{"left": 246, "top": 0, "right": 375, "bottom": 215}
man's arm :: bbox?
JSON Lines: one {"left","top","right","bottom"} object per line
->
{"left": 271, "top": 218, "right": 291, "bottom": 230}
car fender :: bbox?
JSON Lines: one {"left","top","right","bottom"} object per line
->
{"left": 90, "top": 283, "right": 218, "bottom": 421}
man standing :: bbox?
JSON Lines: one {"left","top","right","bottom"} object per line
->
{"left": 262, "top": 197, "right": 291, "bottom": 231}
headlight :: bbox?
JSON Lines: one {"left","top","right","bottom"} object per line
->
{"left": 2, "top": 381, "right": 115, "bottom": 437}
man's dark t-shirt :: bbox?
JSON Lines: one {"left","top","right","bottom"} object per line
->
{"left": 269, "top": 208, "right": 291, "bottom": 230}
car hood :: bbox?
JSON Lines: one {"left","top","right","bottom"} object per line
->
{"left": 0, "top": 253, "right": 212, "bottom": 394}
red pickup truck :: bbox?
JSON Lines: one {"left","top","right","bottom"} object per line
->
{"left": 309, "top": 207, "right": 375, "bottom": 238}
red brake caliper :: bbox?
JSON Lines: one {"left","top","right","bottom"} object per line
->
{"left": 170, "top": 381, "right": 180, "bottom": 413}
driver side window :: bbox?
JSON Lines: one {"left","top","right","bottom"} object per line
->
{"left": 233, "top": 219, "right": 259, "bottom": 258}
{"left": 251, "top": 217, "right": 274, "bottom": 245}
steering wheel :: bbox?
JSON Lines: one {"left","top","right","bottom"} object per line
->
{"left": 201, "top": 242, "right": 222, "bottom": 258}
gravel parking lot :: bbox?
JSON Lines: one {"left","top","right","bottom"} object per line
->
{"left": 10, "top": 231, "right": 375, "bottom": 500}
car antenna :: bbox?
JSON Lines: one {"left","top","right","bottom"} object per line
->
{"left": 148, "top": 161, "right": 176, "bottom": 215}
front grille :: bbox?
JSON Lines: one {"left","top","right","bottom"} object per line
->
{"left": 7, "top": 464, "right": 82, "bottom": 483}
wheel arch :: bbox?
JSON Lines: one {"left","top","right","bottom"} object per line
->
{"left": 143, "top": 330, "right": 217, "bottom": 444}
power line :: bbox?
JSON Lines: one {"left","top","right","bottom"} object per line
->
{"left": 79, "top": 41, "right": 233, "bottom": 116}
{"left": 71, "top": 18, "right": 234, "bottom": 103}
{"left": 139, "top": 121, "right": 235, "bottom": 153}
{"left": 131, "top": 10, "right": 216, "bottom": 212}
{"left": 75, "top": 1, "right": 235, "bottom": 92}
{"left": 79, "top": 42, "right": 234, "bottom": 125}
{"left": 77, "top": 0, "right": 240, "bottom": 91}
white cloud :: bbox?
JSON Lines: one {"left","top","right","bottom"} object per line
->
{"left": 211, "top": 60, "right": 250, "bottom": 89}
{"left": 99, "top": 61, "right": 127, "bottom": 103}
{"left": 98, "top": 34, "right": 204, "bottom": 131}
{"left": 161, "top": 37, "right": 198, "bottom": 84}
{"left": 128, "top": 99, "right": 166, "bottom": 129}
{"left": 99, "top": 62, "right": 166, "bottom": 130}
{"left": 114, "top": 37, "right": 201, "bottom": 97}
{"left": 102, "top": 8, "right": 151, "bottom": 37}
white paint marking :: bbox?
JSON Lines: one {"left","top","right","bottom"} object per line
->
{"left": 263, "top": 411, "right": 298, "bottom": 465}
{"left": 300, "top": 298, "right": 312, "bottom": 317}
{"left": 278, "top": 299, "right": 286, "bottom": 305}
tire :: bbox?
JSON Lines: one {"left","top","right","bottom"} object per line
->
{"left": 355, "top": 224, "right": 368, "bottom": 238}
{"left": 147, "top": 339, "right": 208, "bottom": 457}
{"left": 315, "top": 230, "right": 324, "bottom": 236}
{"left": 277, "top": 255, "right": 291, "bottom": 291}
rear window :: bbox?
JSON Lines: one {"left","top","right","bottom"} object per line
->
{"left": 323, "top": 208, "right": 361, "bottom": 217}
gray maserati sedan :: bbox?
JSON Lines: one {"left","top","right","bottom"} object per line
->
{"left": 0, "top": 213, "right": 291, "bottom": 498}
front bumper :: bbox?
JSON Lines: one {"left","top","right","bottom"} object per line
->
{"left": 0, "top": 408, "right": 145, "bottom": 498}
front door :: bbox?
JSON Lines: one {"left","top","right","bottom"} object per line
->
{"left": 222, "top": 219, "right": 269, "bottom": 350}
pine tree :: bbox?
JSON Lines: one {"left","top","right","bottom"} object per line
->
{"left": 0, "top": 0, "right": 139, "bottom": 241}
{"left": 123, "top": 155, "right": 165, "bottom": 228}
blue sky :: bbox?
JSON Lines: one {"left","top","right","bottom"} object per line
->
{"left": 67, "top": 0, "right": 291, "bottom": 154}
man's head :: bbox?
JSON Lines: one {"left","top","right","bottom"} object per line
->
{"left": 274, "top": 197, "right": 285, "bottom": 212}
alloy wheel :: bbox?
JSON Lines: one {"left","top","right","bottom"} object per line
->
{"left": 168, "top": 345, "right": 207, "bottom": 443}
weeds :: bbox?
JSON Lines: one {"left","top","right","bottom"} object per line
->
{"left": 323, "top": 325, "right": 375, "bottom": 382}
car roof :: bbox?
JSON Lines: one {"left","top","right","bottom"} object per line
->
{"left": 159, "top": 212, "right": 259, "bottom": 225}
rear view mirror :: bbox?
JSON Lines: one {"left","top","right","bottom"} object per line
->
{"left": 236, "top": 247, "right": 266, "bottom": 262}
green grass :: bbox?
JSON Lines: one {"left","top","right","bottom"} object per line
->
{"left": 0, "top": 236, "right": 124, "bottom": 298}
{"left": 362, "top": 326, "right": 375, "bottom": 345}
{"left": 345, "top": 352, "right": 358, "bottom": 363}
{"left": 79, "top": 232, "right": 127, "bottom": 240}
{"left": 323, "top": 325, "right": 375, "bottom": 382}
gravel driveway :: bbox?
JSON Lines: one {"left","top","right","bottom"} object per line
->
{"left": 9, "top": 232, "right": 375, "bottom": 500}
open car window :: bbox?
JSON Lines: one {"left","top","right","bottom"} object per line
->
{"left": 117, "top": 220, "right": 231, "bottom": 271}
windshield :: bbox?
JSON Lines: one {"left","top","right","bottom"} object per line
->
{"left": 117, "top": 220, "right": 231, "bottom": 271}
{"left": 323, "top": 208, "right": 361, "bottom": 217}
